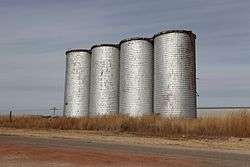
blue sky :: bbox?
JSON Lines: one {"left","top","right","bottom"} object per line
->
{"left": 0, "top": 0, "right": 249, "bottom": 115}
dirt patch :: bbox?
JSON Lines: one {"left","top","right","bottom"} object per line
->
{"left": 0, "top": 128, "right": 249, "bottom": 152}
{"left": 0, "top": 143, "right": 197, "bottom": 167}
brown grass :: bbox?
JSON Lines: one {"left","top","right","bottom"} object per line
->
{"left": 0, "top": 112, "right": 250, "bottom": 138}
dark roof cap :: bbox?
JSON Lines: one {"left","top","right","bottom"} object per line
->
{"left": 153, "top": 30, "right": 196, "bottom": 39}
{"left": 91, "top": 44, "right": 119, "bottom": 50}
{"left": 65, "top": 49, "right": 91, "bottom": 55}
{"left": 119, "top": 37, "right": 153, "bottom": 45}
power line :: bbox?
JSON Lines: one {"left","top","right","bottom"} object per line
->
{"left": 49, "top": 107, "right": 60, "bottom": 116}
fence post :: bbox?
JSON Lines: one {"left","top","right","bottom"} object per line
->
{"left": 9, "top": 111, "right": 12, "bottom": 122}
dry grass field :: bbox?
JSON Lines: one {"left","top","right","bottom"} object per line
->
{"left": 0, "top": 112, "right": 250, "bottom": 138}
{"left": 1, "top": 113, "right": 250, "bottom": 167}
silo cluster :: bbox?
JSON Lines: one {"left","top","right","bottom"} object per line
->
{"left": 63, "top": 30, "right": 197, "bottom": 118}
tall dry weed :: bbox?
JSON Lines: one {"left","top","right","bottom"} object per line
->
{"left": 0, "top": 112, "right": 249, "bottom": 138}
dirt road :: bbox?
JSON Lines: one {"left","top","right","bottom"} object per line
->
{"left": 0, "top": 135, "right": 249, "bottom": 167}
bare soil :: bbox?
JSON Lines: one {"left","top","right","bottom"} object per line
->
{"left": 0, "top": 128, "right": 249, "bottom": 167}
{"left": 0, "top": 143, "right": 196, "bottom": 167}
{"left": 0, "top": 128, "right": 249, "bottom": 151}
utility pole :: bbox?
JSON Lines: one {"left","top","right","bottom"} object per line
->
{"left": 49, "top": 107, "right": 60, "bottom": 117}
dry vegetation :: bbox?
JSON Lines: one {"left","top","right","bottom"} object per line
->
{"left": 0, "top": 112, "right": 250, "bottom": 138}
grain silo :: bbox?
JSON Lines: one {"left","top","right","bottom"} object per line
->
{"left": 119, "top": 38, "right": 153, "bottom": 117}
{"left": 63, "top": 49, "right": 91, "bottom": 117}
{"left": 89, "top": 44, "right": 120, "bottom": 116}
{"left": 153, "top": 30, "right": 197, "bottom": 118}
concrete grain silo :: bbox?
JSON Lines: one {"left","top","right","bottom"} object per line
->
{"left": 119, "top": 38, "right": 153, "bottom": 117}
{"left": 153, "top": 30, "right": 197, "bottom": 118}
{"left": 63, "top": 49, "right": 91, "bottom": 117}
{"left": 89, "top": 44, "right": 120, "bottom": 116}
